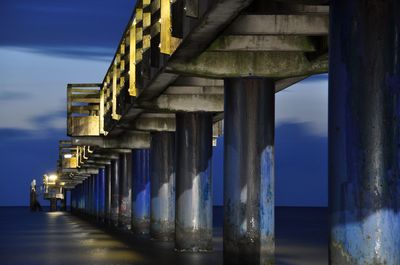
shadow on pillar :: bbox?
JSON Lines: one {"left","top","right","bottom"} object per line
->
{"left": 110, "top": 159, "right": 120, "bottom": 227}
{"left": 50, "top": 198, "right": 57, "bottom": 212}
{"left": 98, "top": 168, "right": 106, "bottom": 223}
{"left": 105, "top": 165, "right": 112, "bottom": 225}
{"left": 223, "top": 78, "right": 275, "bottom": 265}
{"left": 329, "top": 1, "right": 400, "bottom": 264}
{"left": 175, "top": 112, "right": 213, "bottom": 252}
{"left": 119, "top": 152, "right": 132, "bottom": 230}
{"left": 132, "top": 149, "right": 151, "bottom": 234}
{"left": 150, "top": 132, "right": 176, "bottom": 241}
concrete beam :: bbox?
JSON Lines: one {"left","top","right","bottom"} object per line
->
{"left": 91, "top": 154, "right": 119, "bottom": 160}
{"left": 139, "top": 94, "right": 224, "bottom": 112}
{"left": 61, "top": 168, "right": 99, "bottom": 174}
{"left": 226, "top": 14, "right": 328, "bottom": 35}
{"left": 168, "top": 51, "right": 328, "bottom": 78}
{"left": 72, "top": 131, "right": 150, "bottom": 149}
{"left": 173, "top": 77, "right": 224, "bottom": 87}
{"left": 134, "top": 113, "right": 176, "bottom": 132}
{"left": 85, "top": 159, "right": 111, "bottom": 165}
{"left": 208, "top": 35, "right": 317, "bottom": 52}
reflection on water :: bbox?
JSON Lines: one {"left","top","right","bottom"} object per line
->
{"left": 0, "top": 207, "right": 328, "bottom": 265}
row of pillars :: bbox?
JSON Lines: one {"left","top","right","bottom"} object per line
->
{"left": 71, "top": 116, "right": 213, "bottom": 250}
{"left": 71, "top": 1, "right": 400, "bottom": 263}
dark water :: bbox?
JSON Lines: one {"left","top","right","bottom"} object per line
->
{"left": 0, "top": 207, "right": 328, "bottom": 265}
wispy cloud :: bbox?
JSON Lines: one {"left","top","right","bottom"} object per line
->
{"left": 21, "top": 46, "right": 114, "bottom": 62}
{"left": 0, "top": 91, "right": 32, "bottom": 101}
{"left": 0, "top": 128, "right": 35, "bottom": 140}
{"left": 0, "top": 0, "right": 135, "bottom": 60}
{"left": 28, "top": 110, "right": 66, "bottom": 130}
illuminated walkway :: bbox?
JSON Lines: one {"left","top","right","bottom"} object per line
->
{"left": 0, "top": 207, "right": 327, "bottom": 265}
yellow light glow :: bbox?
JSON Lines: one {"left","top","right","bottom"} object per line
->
{"left": 60, "top": 182, "right": 66, "bottom": 186}
{"left": 48, "top": 174, "right": 58, "bottom": 182}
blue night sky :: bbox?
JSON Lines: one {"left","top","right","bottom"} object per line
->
{"left": 0, "top": 0, "right": 328, "bottom": 207}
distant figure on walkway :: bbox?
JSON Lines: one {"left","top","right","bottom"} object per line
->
{"left": 30, "top": 179, "right": 42, "bottom": 211}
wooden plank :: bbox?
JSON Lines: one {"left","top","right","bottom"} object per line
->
{"left": 67, "top": 83, "right": 102, "bottom": 88}
{"left": 161, "top": 0, "right": 181, "bottom": 54}
{"left": 70, "top": 88, "right": 100, "bottom": 94}
{"left": 129, "top": 21, "right": 137, "bottom": 97}
{"left": 70, "top": 105, "right": 100, "bottom": 113}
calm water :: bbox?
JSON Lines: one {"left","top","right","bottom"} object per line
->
{"left": 0, "top": 207, "right": 328, "bottom": 265}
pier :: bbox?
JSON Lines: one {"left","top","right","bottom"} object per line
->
{"left": 38, "top": 0, "right": 400, "bottom": 264}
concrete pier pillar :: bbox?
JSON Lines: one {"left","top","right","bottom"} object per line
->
{"left": 118, "top": 152, "right": 132, "bottom": 230}
{"left": 132, "top": 149, "right": 151, "bottom": 234}
{"left": 175, "top": 112, "right": 213, "bottom": 252}
{"left": 105, "top": 165, "right": 112, "bottom": 224}
{"left": 90, "top": 175, "right": 95, "bottom": 216}
{"left": 83, "top": 180, "right": 87, "bottom": 213}
{"left": 93, "top": 174, "right": 98, "bottom": 218}
{"left": 329, "top": 1, "right": 400, "bottom": 264}
{"left": 98, "top": 168, "right": 106, "bottom": 222}
{"left": 110, "top": 159, "right": 120, "bottom": 227}
{"left": 223, "top": 78, "right": 275, "bottom": 265}
{"left": 87, "top": 177, "right": 91, "bottom": 215}
{"left": 150, "top": 132, "right": 175, "bottom": 241}
{"left": 83, "top": 178, "right": 89, "bottom": 214}
{"left": 61, "top": 189, "right": 67, "bottom": 211}
{"left": 50, "top": 198, "right": 57, "bottom": 212}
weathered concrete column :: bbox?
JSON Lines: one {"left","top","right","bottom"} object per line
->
{"left": 83, "top": 180, "right": 87, "bottom": 213}
{"left": 105, "top": 165, "right": 112, "bottom": 224}
{"left": 110, "top": 159, "right": 120, "bottom": 227}
{"left": 60, "top": 189, "right": 67, "bottom": 211}
{"left": 132, "top": 149, "right": 151, "bottom": 234}
{"left": 50, "top": 198, "right": 57, "bottom": 212}
{"left": 83, "top": 180, "right": 88, "bottom": 213}
{"left": 98, "top": 168, "right": 106, "bottom": 222}
{"left": 89, "top": 176, "right": 94, "bottom": 216}
{"left": 175, "top": 112, "right": 213, "bottom": 252}
{"left": 329, "top": 1, "right": 400, "bottom": 264}
{"left": 150, "top": 132, "right": 176, "bottom": 241}
{"left": 93, "top": 174, "right": 98, "bottom": 218}
{"left": 223, "top": 78, "right": 275, "bottom": 265}
{"left": 118, "top": 152, "right": 132, "bottom": 230}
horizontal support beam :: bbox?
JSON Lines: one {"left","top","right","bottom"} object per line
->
{"left": 167, "top": 51, "right": 328, "bottom": 78}
{"left": 139, "top": 94, "right": 224, "bottom": 112}
{"left": 226, "top": 14, "right": 328, "bottom": 35}
{"left": 90, "top": 154, "right": 120, "bottom": 160}
{"left": 72, "top": 131, "right": 150, "bottom": 149}
{"left": 85, "top": 159, "right": 111, "bottom": 165}
{"left": 134, "top": 113, "right": 176, "bottom": 132}
{"left": 61, "top": 168, "right": 99, "bottom": 174}
{"left": 164, "top": 86, "right": 224, "bottom": 95}
{"left": 173, "top": 77, "right": 224, "bottom": 87}
{"left": 208, "top": 35, "right": 317, "bottom": 52}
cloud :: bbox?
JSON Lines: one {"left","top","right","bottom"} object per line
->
{"left": 28, "top": 110, "right": 66, "bottom": 130}
{"left": 0, "top": 0, "right": 136, "bottom": 60}
{"left": 22, "top": 46, "right": 114, "bottom": 62}
{"left": 0, "top": 128, "right": 35, "bottom": 140}
{"left": 0, "top": 91, "right": 32, "bottom": 101}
